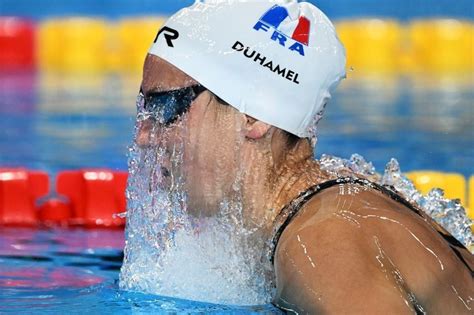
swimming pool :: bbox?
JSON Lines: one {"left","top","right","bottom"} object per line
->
{"left": 0, "top": 71, "right": 472, "bottom": 312}
{"left": 0, "top": 228, "right": 282, "bottom": 313}
{"left": 1, "top": 0, "right": 473, "bottom": 309}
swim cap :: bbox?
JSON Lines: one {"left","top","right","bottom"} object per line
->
{"left": 148, "top": 0, "right": 346, "bottom": 138}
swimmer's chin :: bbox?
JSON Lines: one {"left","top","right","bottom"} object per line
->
{"left": 135, "top": 136, "right": 157, "bottom": 148}
{"left": 185, "top": 198, "right": 221, "bottom": 218}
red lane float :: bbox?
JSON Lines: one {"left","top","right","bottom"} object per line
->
{"left": 0, "top": 17, "right": 36, "bottom": 70}
{"left": 0, "top": 169, "right": 49, "bottom": 226}
{"left": 38, "top": 198, "right": 72, "bottom": 226}
{"left": 56, "top": 169, "right": 127, "bottom": 227}
{"left": 0, "top": 169, "right": 127, "bottom": 228}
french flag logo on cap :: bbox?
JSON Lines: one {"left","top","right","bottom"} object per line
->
{"left": 253, "top": 5, "right": 310, "bottom": 56}
{"left": 260, "top": 5, "right": 310, "bottom": 45}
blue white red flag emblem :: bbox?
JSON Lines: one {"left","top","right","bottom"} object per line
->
{"left": 258, "top": 5, "right": 310, "bottom": 45}
{"left": 253, "top": 5, "right": 310, "bottom": 56}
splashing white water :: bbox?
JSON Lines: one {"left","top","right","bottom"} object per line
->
{"left": 120, "top": 147, "right": 274, "bottom": 305}
{"left": 119, "top": 94, "right": 274, "bottom": 305}
{"left": 320, "top": 153, "right": 474, "bottom": 251}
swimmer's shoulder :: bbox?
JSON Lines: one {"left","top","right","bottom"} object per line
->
{"left": 278, "top": 179, "right": 460, "bottom": 245}
{"left": 273, "top": 182, "right": 422, "bottom": 313}
{"left": 274, "top": 180, "right": 474, "bottom": 314}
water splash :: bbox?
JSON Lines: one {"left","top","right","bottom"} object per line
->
{"left": 119, "top": 94, "right": 274, "bottom": 305}
{"left": 120, "top": 144, "right": 274, "bottom": 304}
{"left": 305, "top": 105, "right": 327, "bottom": 147}
{"left": 320, "top": 153, "right": 381, "bottom": 183}
{"left": 320, "top": 154, "right": 473, "bottom": 251}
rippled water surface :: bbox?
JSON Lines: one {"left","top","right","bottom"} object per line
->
{"left": 0, "top": 228, "right": 282, "bottom": 314}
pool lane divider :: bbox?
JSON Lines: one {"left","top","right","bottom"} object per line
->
{"left": 406, "top": 171, "right": 467, "bottom": 206}
{"left": 0, "top": 168, "right": 473, "bottom": 229}
{"left": 0, "top": 168, "right": 127, "bottom": 228}
{"left": 0, "top": 169, "right": 48, "bottom": 226}
{"left": 0, "top": 17, "right": 35, "bottom": 70}
{"left": 1, "top": 16, "right": 474, "bottom": 74}
{"left": 469, "top": 176, "right": 474, "bottom": 219}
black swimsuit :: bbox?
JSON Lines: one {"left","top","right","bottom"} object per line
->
{"left": 269, "top": 177, "right": 473, "bottom": 276}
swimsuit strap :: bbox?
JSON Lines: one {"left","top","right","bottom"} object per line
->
{"left": 269, "top": 177, "right": 472, "bottom": 277}
{"left": 269, "top": 177, "right": 375, "bottom": 263}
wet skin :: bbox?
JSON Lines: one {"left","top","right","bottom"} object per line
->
{"left": 139, "top": 55, "right": 473, "bottom": 314}
{"left": 275, "top": 182, "right": 473, "bottom": 314}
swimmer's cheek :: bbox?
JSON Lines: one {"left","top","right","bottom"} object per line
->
{"left": 135, "top": 119, "right": 160, "bottom": 147}
{"left": 135, "top": 130, "right": 150, "bottom": 147}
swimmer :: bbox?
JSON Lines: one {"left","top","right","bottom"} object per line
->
{"left": 135, "top": 1, "right": 473, "bottom": 313}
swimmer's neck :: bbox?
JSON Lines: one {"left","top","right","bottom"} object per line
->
{"left": 241, "top": 139, "right": 331, "bottom": 227}
{"left": 269, "top": 140, "right": 331, "bottom": 216}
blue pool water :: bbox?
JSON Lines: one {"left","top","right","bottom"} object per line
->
{"left": 0, "top": 228, "right": 282, "bottom": 314}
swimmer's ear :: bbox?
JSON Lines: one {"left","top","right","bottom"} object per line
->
{"left": 244, "top": 116, "right": 272, "bottom": 139}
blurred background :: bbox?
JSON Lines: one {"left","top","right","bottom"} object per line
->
{"left": 0, "top": 0, "right": 473, "bottom": 213}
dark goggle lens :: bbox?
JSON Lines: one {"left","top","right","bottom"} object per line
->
{"left": 138, "top": 85, "right": 206, "bottom": 125}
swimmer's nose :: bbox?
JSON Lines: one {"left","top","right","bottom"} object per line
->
{"left": 136, "top": 118, "right": 161, "bottom": 147}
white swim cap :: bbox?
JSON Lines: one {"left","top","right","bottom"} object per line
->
{"left": 148, "top": 0, "right": 346, "bottom": 138}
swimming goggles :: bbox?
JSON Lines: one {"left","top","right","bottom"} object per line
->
{"left": 138, "top": 85, "right": 207, "bottom": 125}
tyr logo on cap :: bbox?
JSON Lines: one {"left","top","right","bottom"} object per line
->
{"left": 253, "top": 5, "right": 310, "bottom": 56}
{"left": 154, "top": 26, "right": 179, "bottom": 47}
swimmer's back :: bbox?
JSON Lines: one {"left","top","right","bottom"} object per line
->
{"left": 274, "top": 181, "right": 474, "bottom": 314}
